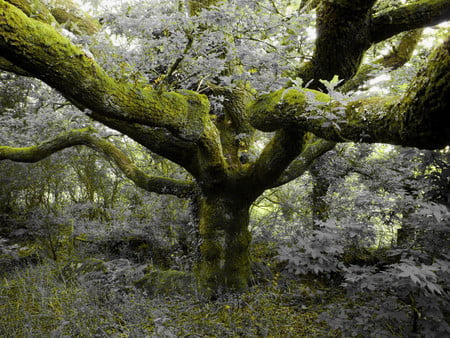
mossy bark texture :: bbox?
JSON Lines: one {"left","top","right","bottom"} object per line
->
{"left": 197, "top": 196, "right": 252, "bottom": 292}
{"left": 250, "top": 36, "right": 450, "bottom": 149}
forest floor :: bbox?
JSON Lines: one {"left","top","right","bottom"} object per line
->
{"left": 0, "top": 250, "right": 342, "bottom": 337}
{"left": 2, "top": 231, "right": 447, "bottom": 337}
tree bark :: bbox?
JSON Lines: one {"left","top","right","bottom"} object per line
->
{"left": 196, "top": 194, "right": 252, "bottom": 293}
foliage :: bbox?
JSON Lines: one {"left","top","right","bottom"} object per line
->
{"left": 94, "top": 0, "right": 315, "bottom": 93}
{"left": 0, "top": 261, "right": 155, "bottom": 336}
{"left": 277, "top": 220, "right": 346, "bottom": 275}
{"left": 317, "top": 205, "right": 450, "bottom": 337}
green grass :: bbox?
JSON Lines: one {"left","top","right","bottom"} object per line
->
{"left": 0, "top": 261, "right": 334, "bottom": 337}
{"left": 0, "top": 262, "right": 154, "bottom": 336}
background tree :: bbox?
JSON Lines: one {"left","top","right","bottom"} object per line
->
{"left": 0, "top": 0, "right": 449, "bottom": 292}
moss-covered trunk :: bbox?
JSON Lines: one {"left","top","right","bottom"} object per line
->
{"left": 196, "top": 194, "right": 252, "bottom": 293}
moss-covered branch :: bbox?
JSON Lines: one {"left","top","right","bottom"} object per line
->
{"left": 6, "top": 0, "right": 100, "bottom": 35}
{"left": 0, "top": 0, "right": 210, "bottom": 141}
{"left": 371, "top": 0, "right": 450, "bottom": 44}
{"left": 0, "top": 127, "right": 195, "bottom": 197}
{"left": 296, "top": 0, "right": 376, "bottom": 86}
{"left": 48, "top": 0, "right": 100, "bottom": 35}
{"left": 1, "top": 0, "right": 99, "bottom": 76}
{"left": 0, "top": 0, "right": 232, "bottom": 195}
{"left": 250, "top": 36, "right": 450, "bottom": 149}
{"left": 5, "top": 0, "right": 56, "bottom": 24}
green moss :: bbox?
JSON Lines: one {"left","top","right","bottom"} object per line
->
{"left": 345, "top": 96, "right": 397, "bottom": 122}
{"left": 7, "top": 0, "right": 55, "bottom": 23}
{"left": 0, "top": 145, "right": 34, "bottom": 160}
{"left": 1, "top": 1, "right": 210, "bottom": 140}
{"left": 249, "top": 88, "right": 330, "bottom": 132}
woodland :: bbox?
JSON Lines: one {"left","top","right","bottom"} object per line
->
{"left": 0, "top": 0, "right": 449, "bottom": 336}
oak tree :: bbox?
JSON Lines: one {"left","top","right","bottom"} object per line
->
{"left": 1, "top": 0, "right": 449, "bottom": 292}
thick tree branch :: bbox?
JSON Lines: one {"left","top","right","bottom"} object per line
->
{"left": 1, "top": 0, "right": 99, "bottom": 76}
{"left": 5, "top": 0, "right": 56, "bottom": 24}
{"left": 248, "top": 129, "right": 306, "bottom": 193}
{"left": 48, "top": 0, "right": 101, "bottom": 36}
{"left": 297, "top": 0, "right": 450, "bottom": 88}
{"left": 271, "top": 138, "right": 336, "bottom": 188}
{"left": 250, "top": 36, "right": 450, "bottom": 149}
{"left": 0, "top": 0, "right": 210, "bottom": 142}
{"left": 0, "top": 0, "right": 230, "bottom": 196}
{"left": 296, "top": 0, "right": 377, "bottom": 86}
{"left": 371, "top": 0, "right": 450, "bottom": 44}
{"left": 342, "top": 29, "right": 424, "bottom": 93}
{"left": 0, "top": 127, "right": 195, "bottom": 197}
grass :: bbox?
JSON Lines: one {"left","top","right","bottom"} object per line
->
{"left": 0, "top": 260, "right": 335, "bottom": 337}
{"left": 0, "top": 262, "right": 154, "bottom": 337}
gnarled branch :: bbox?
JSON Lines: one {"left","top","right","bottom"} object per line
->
{"left": 0, "top": 127, "right": 195, "bottom": 197}
{"left": 250, "top": 36, "right": 450, "bottom": 149}
{"left": 0, "top": 0, "right": 211, "bottom": 142}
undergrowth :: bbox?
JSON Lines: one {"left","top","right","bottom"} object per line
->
{"left": 0, "top": 260, "right": 335, "bottom": 337}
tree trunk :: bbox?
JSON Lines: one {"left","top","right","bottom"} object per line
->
{"left": 310, "top": 160, "right": 331, "bottom": 226}
{"left": 196, "top": 194, "right": 252, "bottom": 294}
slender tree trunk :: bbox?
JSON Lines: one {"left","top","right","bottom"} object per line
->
{"left": 310, "top": 162, "right": 331, "bottom": 226}
{"left": 196, "top": 194, "right": 252, "bottom": 293}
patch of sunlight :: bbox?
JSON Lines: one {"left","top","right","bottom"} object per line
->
{"left": 306, "top": 26, "right": 316, "bottom": 41}
{"left": 366, "top": 143, "right": 396, "bottom": 160}
{"left": 366, "top": 73, "right": 391, "bottom": 95}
